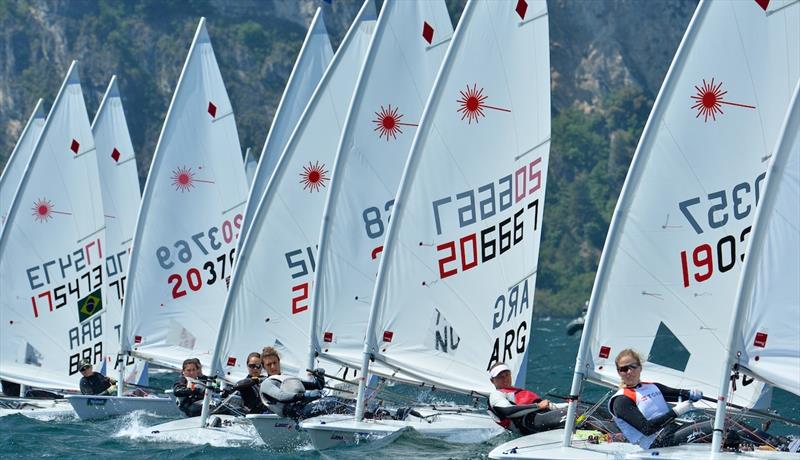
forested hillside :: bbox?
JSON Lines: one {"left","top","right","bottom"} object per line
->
{"left": 0, "top": 0, "right": 697, "bottom": 317}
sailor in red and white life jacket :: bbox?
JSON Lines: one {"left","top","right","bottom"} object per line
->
{"left": 608, "top": 349, "right": 703, "bottom": 449}
{"left": 488, "top": 362, "right": 570, "bottom": 435}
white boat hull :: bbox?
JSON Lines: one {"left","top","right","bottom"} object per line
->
{"left": 0, "top": 397, "right": 75, "bottom": 419}
{"left": 246, "top": 413, "right": 306, "bottom": 450}
{"left": 488, "top": 429, "right": 798, "bottom": 459}
{"left": 65, "top": 394, "right": 181, "bottom": 420}
{"left": 300, "top": 409, "right": 505, "bottom": 450}
{"left": 127, "top": 414, "right": 259, "bottom": 447}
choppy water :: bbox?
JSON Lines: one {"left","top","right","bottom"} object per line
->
{"left": 2, "top": 318, "right": 797, "bottom": 459}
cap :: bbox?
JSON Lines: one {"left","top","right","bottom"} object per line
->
{"left": 489, "top": 363, "right": 511, "bottom": 378}
{"left": 79, "top": 359, "right": 92, "bottom": 371}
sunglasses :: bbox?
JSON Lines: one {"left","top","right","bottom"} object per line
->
{"left": 617, "top": 363, "right": 640, "bottom": 373}
{"left": 79, "top": 366, "right": 91, "bottom": 372}
{"left": 248, "top": 363, "right": 262, "bottom": 369}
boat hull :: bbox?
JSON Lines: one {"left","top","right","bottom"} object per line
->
{"left": 300, "top": 409, "right": 505, "bottom": 450}
{"left": 0, "top": 397, "right": 75, "bottom": 419}
{"left": 245, "top": 413, "right": 306, "bottom": 450}
{"left": 133, "top": 414, "right": 258, "bottom": 446}
{"left": 488, "top": 429, "right": 798, "bottom": 459}
{"left": 65, "top": 394, "right": 181, "bottom": 420}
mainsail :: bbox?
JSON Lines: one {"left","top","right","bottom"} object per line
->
{"left": 0, "top": 99, "right": 46, "bottom": 233}
{"left": 0, "top": 62, "right": 106, "bottom": 390}
{"left": 90, "top": 76, "right": 144, "bottom": 384}
{"left": 577, "top": 0, "right": 799, "bottom": 407}
{"left": 121, "top": 18, "right": 249, "bottom": 370}
{"left": 212, "top": 1, "right": 377, "bottom": 381}
{"left": 359, "top": 0, "right": 550, "bottom": 397}
{"left": 311, "top": 0, "right": 453, "bottom": 373}
{"left": 239, "top": 8, "right": 333, "bottom": 244}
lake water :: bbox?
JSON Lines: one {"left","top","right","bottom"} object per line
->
{"left": 1, "top": 318, "right": 797, "bottom": 459}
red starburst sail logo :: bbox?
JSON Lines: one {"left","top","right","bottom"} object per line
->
{"left": 31, "top": 198, "right": 71, "bottom": 223}
{"left": 171, "top": 166, "right": 214, "bottom": 192}
{"left": 457, "top": 84, "right": 510, "bottom": 124}
{"left": 690, "top": 78, "right": 755, "bottom": 122}
{"left": 299, "top": 161, "right": 329, "bottom": 192}
{"left": 372, "top": 105, "right": 418, "bottom": 141}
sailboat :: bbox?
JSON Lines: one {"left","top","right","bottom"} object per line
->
{"left": 0, "top": 62, "right": 105, "bottom": 418}
{"left": 118, "top": 18, "right": 250, "bottom": 443}
{"left": 238, "top": 7, "right": 333, "bottom": 244}
{"left": 302, "top": 0, "right": 551, "bottom": 449}
{"left": 209, "top": 1, "right": 377, "bottom": 447}
{"left": 65, "top": 76, "right": 179, "bottom": 420}
{"left": 489, "top": 0, "right": 800, "bottom": 458}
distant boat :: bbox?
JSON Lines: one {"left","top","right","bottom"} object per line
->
{"left": 565, "top": 301, "right": 587, "bottom": 336}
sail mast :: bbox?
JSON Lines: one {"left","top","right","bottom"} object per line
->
{"left": 560, "top": 0, "right": 710, "bottom": 445}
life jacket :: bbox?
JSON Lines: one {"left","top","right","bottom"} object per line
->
{"left": 500, "top": 387, "right": 541, "bottom": 405}
{"left": 490, "top": 387, "right": 542, "bottom": 429}
{"left": 608, "top": 382, "right": 670, "bottom": 449}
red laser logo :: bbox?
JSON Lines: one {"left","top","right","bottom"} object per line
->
{"left": 31, "top": 198, "right": 71, "bottom": 222}
{"left": 690, "top": 79, "right": 755, "bottom": 122}
{"left": 457, "top": 84, "right": 510, "bottom": 124}
{"left": 171, "top": 166, "right": 214, "bottom": 192}
{"left": 372, "top": 105, "right": 418, "bottom": 141}
{"left": 299, "top": 161, "right": 329, "bottom": 193}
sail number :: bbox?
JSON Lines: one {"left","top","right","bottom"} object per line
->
{"left": 284, "top": 246, "right": 317, "bottom": 315}
{"left": 431, "top": 157, "right": 542, "bottom": 236}
{"left": 678, "top": 173, "right": 765, "bottom": 234}
{"left": 679, "top": 226, "right": 751, "bottom": 288}
{"left": 168, "top": 248, "right": 236, "bottom": 299}
{"left": 155, "top": 214, "right": 242, "bottom": 270}
{"left": 437, "top": 200, "right": 538, "bottom": 279}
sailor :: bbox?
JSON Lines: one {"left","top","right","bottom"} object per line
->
{"left": 608, "top": 349, "right": 702, "bottom": 448}
{"left": 173, "top": 358, "right": 208, "bottom": 417}
{"left": 221, "top": 352, "right": 269, "bottom": 414}
{"left": 78, "top": 359, "right": 117, "bottom": 396}
{"left": 258, "top": 346, "right": 324, "bottom": 418}
{"left": 488, "top": 362, "right": 568, "bottom": 434}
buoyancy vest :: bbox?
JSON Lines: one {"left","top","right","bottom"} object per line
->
{"left": 608, "top": 382, "right": 671, "bottom": 449}
{"left": 490, "top": 387, "right": 542, "bottom": 429}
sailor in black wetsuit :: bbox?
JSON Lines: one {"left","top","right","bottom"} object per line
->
{"left": 609, "top": 349, "right": 702, "bottom": 448}
{"left": 78, "top": 359, "right": 117, "bottom": 396}
{"left": 222, "top": 352, "right": 269, "bottom": 414}
{"left": 173, "top": 358, "right": 208, "bottom": 417}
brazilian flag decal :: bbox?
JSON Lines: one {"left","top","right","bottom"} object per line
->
{"left": 78, "top": 289, "right": 103, "bottom": 322}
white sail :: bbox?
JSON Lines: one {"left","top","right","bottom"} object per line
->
{"left": 243, "top": 147, "right": 256, "bottom": 186}
{"left": 312, "top": 0, "right": 453, "bottom": 372}
{"left": 239, "top": 8, "right": 333, "bottom": 244}
{"left": 580, "top": 0, "right": 799, "bottom": 406}
{"left": 0, "top": 62, "right": 106, "bottom": 390}
{"left": 1, "top": 99, "right": 46, "bottom": 232}
{"left": 362, "top": 0, "right": 550, "bottom": 395}
{"left": 734, "top": 81, "right": 800, "bottom": 396}
{"left": 212, "top": 1, "right": 377, "bottom": 381}
{"left": 90, "top": 76, "right": 145, "bottom": 383}
{"left": 121, "top": 18, "right": 249, "bottom": 370}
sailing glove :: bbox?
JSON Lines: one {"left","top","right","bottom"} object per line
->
{"left": 673, "top": 400, "right": 695, "bottom": 416}
{"left": 688, "top": 389, "right": 703, "bottom": 402}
